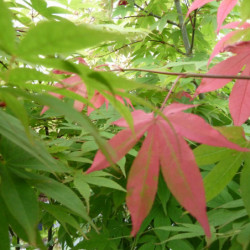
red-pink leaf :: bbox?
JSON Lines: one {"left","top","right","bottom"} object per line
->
{"left": 196, "top": 53, "right": 249, "bottom": 95}
{"left": 158, "top": 121, "right": 210, "bottom": 237}
{"left": 87, "top": 92, "right": 106, "bottom": 115}
{"left": 217, "top": 0, "right": 238, "bottom": 32}
{"left": 86, "top": 122, "right": 153, "bottom": 174}
{"left": 209, "top": 24, "right": 250, "bottom": 64}
{"left": 220, "top": 21, "right": 241, "bottom": 30}
{"left": 113, "top": 110, "right": 154, "bottom": 128}
{"left": 163, "top": 103, "right": 196, "bottom": 116}
{"left": 187, "top": 0, "right": 213, "bottom": 17}
{"left": 167, "top": 112, "right": 248, "bottom": 151}
{"left": 126, "top": 124, "right": 160, "bottom": 236}
{"left": 187, "top": 0, "right": 239, "bottom": 33}
{"left": 40, "top": 83, "right": 63, "bottom": 115}
{"left": 208, "top": 30, "right": 237, "bottom": 64}
{"left": 229, "top": 66, "right": 250, "bottom": 125}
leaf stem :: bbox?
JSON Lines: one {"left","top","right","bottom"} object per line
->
{"left": 160, "top": 76, "right": 182, "bottom": 111}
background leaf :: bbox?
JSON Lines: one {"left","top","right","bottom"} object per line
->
{"left": 18, "top": 20, "right": 126, "bottom": 57}
{"left": 241, "top": 158, "right": 250, "bottom": 217}
{"left": 0, "top": 0, "right": 16, "bottom": 53}
{"left": 0, "top": 167, "right": 39, "bottom": 244}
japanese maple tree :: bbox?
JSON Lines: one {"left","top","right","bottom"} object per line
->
{"left": 0, "top": 0, "right": 250, "bottom": 249}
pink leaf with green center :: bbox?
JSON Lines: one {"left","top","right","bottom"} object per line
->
{"left": 126, "top": 124, "right": 159, "bottom": 236}
{"left": 158, "top": 120, "right": 210, "bottom": 237}
{"left": 86, "top": 121, "right": 153, "bottom": 174}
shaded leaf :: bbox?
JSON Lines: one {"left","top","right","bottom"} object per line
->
{"left": 0, "top": 167, "right": 39, "bottom": 244}
{"left": 0, "top": 109, "right": 68, "bottom": 173}
{"left": 241, "top": 158, "right": 250, "bottom": 217}
{"left": 0, "top": 199, "right": 10, "bottom": 250}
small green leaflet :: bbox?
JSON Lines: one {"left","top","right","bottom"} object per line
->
{"left": 194, "top": 126, "right": 250, "bottom": 202}
{"left": 74, "top": 171, "right": 126, "bottom": 193}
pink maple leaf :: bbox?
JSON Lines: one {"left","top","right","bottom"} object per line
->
{"left": 41, "top": 59, "right": 133, "bottom": 115}
{"left": 196, "top": 41, "right": 250, "bottom": 125}
{"left": 86, "top": 103, "right": 248, "bottom": 237}
{"left": 187, "top": 0, "right": 238, "bottom": 33}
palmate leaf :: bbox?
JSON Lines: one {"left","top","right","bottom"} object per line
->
{"left": 86, "top": 103, "right": 248, "bottom": 237}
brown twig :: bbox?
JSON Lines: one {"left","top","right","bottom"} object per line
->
{"left": 111, "top": 68, "right": 250, "bottom": 80}
{"left": 0, "top": 61, "right": 8, "bottom": 69}
{"left": 97, "top": 39, "right": 186, "bottom": 57}
{"left": 134, "top": 3, "right": 180, "bottom": 27}
{"left": 97, "top": 40, "right": 143, "bottom": 57}
{"left": 148, "top": 40, "right": 186, "bottom": 55}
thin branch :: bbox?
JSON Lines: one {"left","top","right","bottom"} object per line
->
{"left": 48, "top": 226, "right": 53, "bottom": 250}
{"left": 97, "top": 40, "right": 143, "bottom": 57}
{"left": 113, "top": 15, "right": 152, "bottom": 19}
{"left": 97, "top": 39, "right": 186, "bottom": 57}
{"left": 111, "top": 68, "right": 250, "bottom": 80}
{"left": 0, "top": 61, "right": 8, "bottom": 69}
{"left": 149, "top": 40, "right": 186, "bottom": 55}
{"left": 16, "top": 237, "right": 20, "bottom": 250}
{"left": 134, "top": 3, "right": 180, "bottom": 27}
{"left": 190, "top": 9, "right": 197, "bottom": 54}
{"left": 134, "top": 3, "right": 161, "bottom": 19}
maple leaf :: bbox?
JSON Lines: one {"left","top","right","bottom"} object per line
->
{"left": 86, "top": 103, "right": 248, "bottom": 237}
{"left": 41, "top": 59, "right": 133, "bottom": 115}
{"left": 187, "top": 0, "right": 238, "bottom": 32}
{"left": 196, "top": 41, "right": 250, "bottom": 125}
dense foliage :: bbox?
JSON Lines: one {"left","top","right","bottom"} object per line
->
{"left": 0, "top": 0, "right": 250, "bottom": 249}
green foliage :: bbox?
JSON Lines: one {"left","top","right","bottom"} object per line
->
{"left": 0, "top": 0, "right": 249, "bottom": 249}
